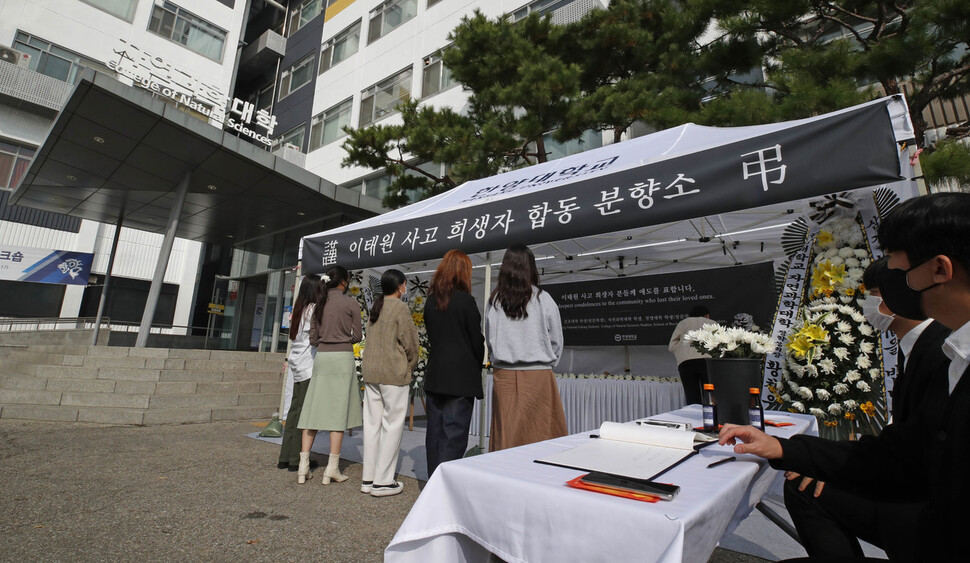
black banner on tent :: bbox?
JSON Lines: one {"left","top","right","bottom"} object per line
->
{"left": 303, "top": 102, "right": 901, "bottom": 273}
{"left": 543, "top": 263, "right": 777, "bottom": 346}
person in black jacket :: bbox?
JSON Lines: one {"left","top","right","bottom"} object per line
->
{"left": 720, "top": 192, "right": 970, "bottom": 562}
{"left": 423, "top": 249, "right": 486, "bottom": 477}
{"left": 781, "top": 257, "right": 951, "bottom": 558}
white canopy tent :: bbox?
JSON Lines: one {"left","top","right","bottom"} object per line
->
{"left": 296, "top": 95, "right": 921, "bottom": 436}
{"left": 302, "top": 96, "right": 915, "bottom": 282}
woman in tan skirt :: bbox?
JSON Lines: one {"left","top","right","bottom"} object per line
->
{"left": 296, "top": 265, "right": 363, "bottom": 484}
{"left": 485, "top": 244, "right": 567, "bottom": 451}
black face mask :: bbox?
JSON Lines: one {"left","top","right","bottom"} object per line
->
{"left": 879, "top": 261, "right": 939, "bottom": 321}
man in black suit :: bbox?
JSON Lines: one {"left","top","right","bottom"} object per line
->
{"left": 780, "top": 257, "right": 951, "bottom": 558}
{"left": 720, "top": 192, "right": 970, "bottom": 561}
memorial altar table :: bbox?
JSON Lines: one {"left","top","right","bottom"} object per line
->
{"left": 470, "top": 374, "right": 686, "bottom": 436}
{"left": 386, "top": 405, "right": 817, "bottom": 563}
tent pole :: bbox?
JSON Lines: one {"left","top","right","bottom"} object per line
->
{"left": 280, "top": 262, "right": 300, "bottom": 419}
{"left": 479, "top": 254, "right": 492, "bottom": 451}
{"left": 909, "top": 145, "right": 930, "bottom": 196}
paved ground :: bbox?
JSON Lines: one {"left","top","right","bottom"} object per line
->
{"left": 0, "top": 419, "right": 770, "bottom": 562}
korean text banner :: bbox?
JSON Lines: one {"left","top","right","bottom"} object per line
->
{"left": 302, "top": 100, "right": 903, "bottom": 272}
{"left": 543, "top": 263, "right": 777, "bottom": 346}
{"left": 0, "top": 246, "right": 94, "bottom": 286}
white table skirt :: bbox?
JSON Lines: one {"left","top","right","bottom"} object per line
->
{"left": 469, "top": 374, "right": 685, "bottom": 436}
{"left": 386, "top": 406, "right": 818, "bottom": 563}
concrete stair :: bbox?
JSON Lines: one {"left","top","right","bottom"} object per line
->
{"left": 0, "top": 344, "right": 284, "bottom": 425}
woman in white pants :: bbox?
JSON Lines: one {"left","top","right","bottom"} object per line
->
{"left": 360, "top": 269, "right": 419, "bottom": 497}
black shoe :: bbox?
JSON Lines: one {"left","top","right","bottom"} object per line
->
{"left": 277, "top": 462, "right": 289, "bottom": 469}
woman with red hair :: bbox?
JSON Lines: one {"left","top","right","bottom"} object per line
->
{"left": 423, "top": 250, "right": 485, "bottom": 477}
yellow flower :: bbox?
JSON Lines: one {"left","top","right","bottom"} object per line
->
{"left": 786, "top": 334, "right": 814, "bottom": 359}
{"left": 350, "top": 286, "right": 361, "bottom": 296}
{"left": 860, "top": 401, "right": 876, "bottom": 416}
{"left": 353, "top": 342, "right": 363, "bottom": 358}
{"left": 817, "top": 230, "right": 834, "bottom": 246}
{"left": 802, "top": 324, "right": 829, "bottom": 342}
{"left": 844, "top": 412, "right": 856, "bottom": 421}
{"left": 845, "top": 287, "right": 855, "bottom": 297}
{"left": 412, "top": 312, "right": 424, "bottom": 326}
{"left": 823, "top": 420, "right": 839, "bottom": 427}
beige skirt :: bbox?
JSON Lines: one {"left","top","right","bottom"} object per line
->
{"left": 489, "top": 368, "right": 567, "bottom": 452}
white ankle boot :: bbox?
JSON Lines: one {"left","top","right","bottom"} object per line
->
{"left": 322, "top": 453, "right": 348, "bottom": 484}
{"left": 297, "top": 452, "right": 312, "bottom": 484}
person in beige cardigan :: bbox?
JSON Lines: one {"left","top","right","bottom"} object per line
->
{"left": 668, "top": 305, "right": 713, "bottom": 406}
{"left": 360, "top": 269, "right": 419, "bottom": 497}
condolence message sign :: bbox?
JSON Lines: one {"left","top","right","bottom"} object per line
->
{"left": 543, "top": 263, "right": 776, "bottom": 346}
{"left": 0, "top": 245, "right": 93, "bottom": 286}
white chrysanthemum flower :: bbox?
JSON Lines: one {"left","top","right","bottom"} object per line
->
{"left": 859, "top": 342, "right": 875, "bottom": 354}
{"left": 833, "top": 383, "right": 849, "bottom": 394}
{"left": 858, "top": 324, "right": 874, "bottom": 336}
{"left": 828, "top": 403, "right": 843, "bottom": 415}
{"left": 836, "top": 321, "right": 852, "bottom": 333}
{"left": 791, "top": 401, "right": 806, "bottom": 413}
{"left": 781, "top": 394, "right": 791, "bottom": 402}
{"left": 789, "top": 364, "right": 806, "bottom": 377}
{"left": 823, "top": 314, "right": 839, "bottom": 325}
{"left": 839, "top": 333, "right": 856, "bottom": 346}
{"left": 844, "top": 257, "right": 860, "bottom": 268}
{"left": 854, "top": 249, "right": 869, "bottom": 259}
{"left": 858, "top": 354, "right": 871, "bottom": 369}
{"left": 839, "top": 295, "right": 854, "bottom": 304}
{"left": 806, "top": 362, "right": 820, "bottom": 377}
{"left": 850, "top": 311, "right": 866, "bottom": 323}
{"left": 843, "top": 399, "right": 858, "bottom": 410}
{"left": 856, "top": 381, "right": 871, "bottom": 392}
{"left": 825, "top": 248, "right": 839, "bottom": 259}
{"left": 869, "top": 368, "right": 882, "bottom": 380}
{"left": 817, "top": 389, "right": 831, "bottom": 400}
{"left": 818, "top": 358, "right": 836, "bottom": 374}
{"left": 788, "top": 379, "right": 801, "bottom": 392}
{"left": 845, "top": 370, "right": 861, "bottom": 383}
{"left": 838, "top": 305, "right": 855, "bottom": 316}
{"left": 797, "top": 386, "right": 814, "bottom": 399}
{"left": 833, "top": 347, "right": 850, "bottom": 361}
{"left": 810, "top": 407, "right": 826, "bottom": 417}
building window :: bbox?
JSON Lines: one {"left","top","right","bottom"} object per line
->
{"left": 0, "top": 140, "right": 35, "bottom": 190}
{"left": 79, "top": 0, "right": 138, "bottom": 21}
{"left": 512, "top": 0, "right": 572, "bottom": 21}
{"left": 13, "top": 32, "right": 111, "bottom": 83}
{"left": 309, "top": 98, "right": 353, "bottom": 151}
{"left": 251, "top": 82, "right": 275, "bottom": 112}
{"left": 421, "top": 50, "right": 455, "bottom": 99}
{"left": 359, "top": 67, "right": 413, "bottom": 127}
{"left": 288, "top": 0, "right": 323, "bottom": 37}
{"left": 276, "top": 124, "right": 306, "bottom": 151}
{"left": 148, "top": 2, "right": 227, "bottom": 62}
{"left": 319, "top": 20, "right": 361, "bottom": 74}
{"left": 279, "top": 53, "right": 315, "bottom": 100}
{"left": 367, "top": 0, "right": 417, "bottom": 44}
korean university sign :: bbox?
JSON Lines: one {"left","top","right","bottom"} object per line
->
{"left": 108, "top": 40, "right": 277, "bottom": 146}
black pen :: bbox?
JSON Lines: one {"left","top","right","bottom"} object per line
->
{"left": 706, "top": 456, "right": 736, "bottom": 468}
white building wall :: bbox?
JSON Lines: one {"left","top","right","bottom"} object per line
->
{"left": 0, "top": 0, "right": 243, "bottom": 323}
{"left": 306, "top": 0, "right": 603, "bottom": 191}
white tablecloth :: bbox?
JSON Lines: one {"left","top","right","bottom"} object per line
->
{"left": 470, "top": 374, "right": 685, "bottom": 436}
{"left": 386, "top": 405, "right": 818, "bottom": 563}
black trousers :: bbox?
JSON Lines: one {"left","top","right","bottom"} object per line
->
{"left": 783, "top": 477, "right": 922, "bottom": 561}
{"left": 425, "top": 391, "right": 475, "bottom": 478}
{"left": 278, "top": 378, "right": 310, "bottom": 468}
{"left": 677, "top": 358, "right": 708, "bottom": 406}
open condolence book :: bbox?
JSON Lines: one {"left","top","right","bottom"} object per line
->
{"left": 535, "top": 421, "right": 716, "bottom": 480}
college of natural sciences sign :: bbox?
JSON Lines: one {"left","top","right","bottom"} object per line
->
{"left": 108, "top": 40, "right": 277, "bottom": 146}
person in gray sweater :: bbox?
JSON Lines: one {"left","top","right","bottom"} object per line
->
{"left": 485, "top": 244, "right": 567, "bottom": 451}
